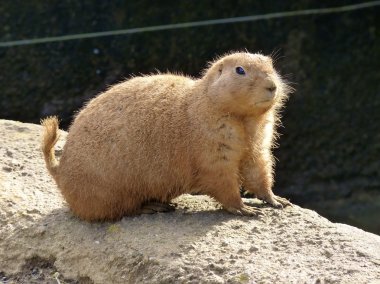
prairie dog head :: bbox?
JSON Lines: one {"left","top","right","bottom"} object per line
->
{"left": 203, "top": 52, "right": 289, "bottom": 116}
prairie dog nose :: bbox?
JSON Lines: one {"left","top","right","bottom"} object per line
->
{"left": 262, "top": 77, "right": 277, "bottom": 93}
{"left": 266, "top": 83, "right": 277, "bottom": 93}
{"left": 266, "top": 85, "right": 277, "bottom": 93}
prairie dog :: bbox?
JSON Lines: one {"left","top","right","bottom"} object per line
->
{"left": 42, "top": 52, "right": 292, "bottom": 221}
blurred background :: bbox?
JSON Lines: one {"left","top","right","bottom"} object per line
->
{"left": 0, "top": 1, "right": 379, "bottom": 234}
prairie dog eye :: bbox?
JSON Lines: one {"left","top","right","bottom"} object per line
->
{"left": 235, "top": 66, "right": 245, "bottom": 75}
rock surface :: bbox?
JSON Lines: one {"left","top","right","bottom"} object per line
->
{"left": 1, "top": 119, "right": 380, "bottom": 284}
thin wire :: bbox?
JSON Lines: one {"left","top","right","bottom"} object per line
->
{"left": 1, "top": 1, "right": 379, "bottom": 48}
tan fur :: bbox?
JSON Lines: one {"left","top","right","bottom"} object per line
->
{"left": 41, "top": 52, "right": 292, "bottom": 221}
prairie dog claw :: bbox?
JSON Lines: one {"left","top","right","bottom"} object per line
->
{"left": 262, "top": 195, "right": 292, "bottom": 208}
{"left": 225, "top": 204, "right": 264, "bottom": 217}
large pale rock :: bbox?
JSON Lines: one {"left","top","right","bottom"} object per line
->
{"left": 1, "top": 119, "right": 379, "bottom": 284}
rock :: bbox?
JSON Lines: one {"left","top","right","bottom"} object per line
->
{"left": 0, "top": 119, "right": 379, "bottom": 284}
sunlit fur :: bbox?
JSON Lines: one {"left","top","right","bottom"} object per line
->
{"left": 41, "top": 52, "right": 292, "bottom": 221}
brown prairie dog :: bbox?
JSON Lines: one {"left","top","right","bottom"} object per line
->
{"left": 41, "top": 52, "right": 292, "bottom": 221}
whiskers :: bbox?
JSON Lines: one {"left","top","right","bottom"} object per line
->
{"left": 278, "top": 73, "right": 296, "bottom": 95}
{"left": 270, "top": 48, "right": 285, "bottom": 65}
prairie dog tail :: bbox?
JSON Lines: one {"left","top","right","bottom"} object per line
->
{"left": 41, "top": 116, "right": 60, "bottom": 177}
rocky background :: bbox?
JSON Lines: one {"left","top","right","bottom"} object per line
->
{"left": 0, "top": 1, "right": 379, "bottom": 233}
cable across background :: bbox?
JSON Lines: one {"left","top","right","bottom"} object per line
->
{"left": 0, "top": 1, "right": 379, "bottom": 48}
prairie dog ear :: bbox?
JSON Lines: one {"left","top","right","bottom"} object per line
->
{"left": 211, "top": 62, "right": 223, "bottom": 83}
{"left": 217, "top": 63, "right": 224, "bottom": 76}
{"left": 203, "top": 59, "right": 224, "bottom": 83}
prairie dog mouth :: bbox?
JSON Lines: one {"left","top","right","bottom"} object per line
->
{"left": 254, "top": 99, "right": 273, "bottom": 106}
